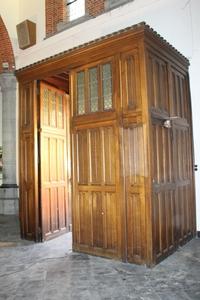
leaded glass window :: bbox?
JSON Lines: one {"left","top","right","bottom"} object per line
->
{"left": 58, "top": 95, "right": 63, "bottom": 128}
{"left": 51, "top": 91, "right": 56, "bottom": 127}
{"left": 102, "top": 63, "right": 112, "bottom": 110}
{"left": 43, "top": 88, "right": 49, "bottom": 126}
{"left": 89, "top": 67, "right": 98, "bottom": 112}
{"left": 77, "top": 71, "right": 85, "bottom": 115}
{"left": 75, "top": 61, "right": 113, "bottom": 115}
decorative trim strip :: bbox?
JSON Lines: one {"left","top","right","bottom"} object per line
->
{"left": 16, "top": 22, "right": 189, "bottom": 74}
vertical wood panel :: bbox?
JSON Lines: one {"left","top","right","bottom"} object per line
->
{"left": 90, "top": 128, "right": 102, "bottom": 184}
{"left": 73, "top": 124, "right": 119, "bottom": 258}
{"left": 123, "top": 124, "right": 145, "bottom": 263}
{"left": 127, "top": 193, "right": 143, "bottom": 262}
{"left": 40, "top": 82, "right": 69, "bottom": 240}
{"left": 103, "top": 127, "right": 116, "bottom": 184}
{"left": 148, "top": 55, "right": 169, "bottom": 112}
{"left": 121, "top": 50, "right": 142, "bottom": 111}
{"left": 92, "top": 192, "right": 103, "bottom": 248}
{"left": 77, "top": 130, "right": 88, "bottom": 184}
{"left": 104, "top": 192, "right": 118, "bottom": 251}
{"left": 19, "top": 81, "right": 39, "bottom": 241}
{"left": 79, "top": 192, "right": 92, "bottom": 245}
{"left": 149, "top": 51, "right": 196, "bottom": 263}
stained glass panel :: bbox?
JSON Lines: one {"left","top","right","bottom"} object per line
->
{"left": 51, "top": 91, "right": 56, "bottom": 127}
{"left": 102, "top": 63, "right": 112, "bottom": 110}
{"left": 89, "top": 67, "right": 98, "bottom": 112}
{"left": 58, "top": 95, "right": 63, "bottom": 128}
{"left": 77, "top": 71, "right": 85, "bottom": 115}
{"left": 43, "top": 88, "right": 49, "bottom": 126}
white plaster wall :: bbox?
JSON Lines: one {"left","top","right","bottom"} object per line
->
{"left": 189, "top": 0, "right": 200, "bottom": 232}
{"left": 0, "top": 0, "right": 45, "bottom": 51}
{"left": 1, "top": 0, "right": 199, "bottom": 229}
{"left": 18, "top": 0, "right": 45, "bottom": 43}
{"left": 15, "top": 0, "right": 194, "bottom": 68}
{"left": 0, "top": 0, "right": 20, "bottom": 52}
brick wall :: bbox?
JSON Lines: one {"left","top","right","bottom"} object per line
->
{"left": 0, "top": 16, "right": 15, "bottom": 73}
{"left": 46, "top": 0, "right": 105, "bottom": 35}
{"left": 46, "top": 0, "right": 66, "bottom": 36}
{"left": 87, "top": 0, "right": 105, "bottom": 17}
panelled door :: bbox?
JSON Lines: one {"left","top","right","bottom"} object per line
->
{"left": 19, "top": 81, "right": 39, "bottom": 241}
{"left": 39, "top": 82, "right": 70, "bottom": 241}
{"left": 149, "top": 55, "right": 196, "bottom": 263}
{"left": 152, "top": 116, "right": 195, "bottom": 262}
{"left": 71, "top": 59, "right": 122, "bottom": 259}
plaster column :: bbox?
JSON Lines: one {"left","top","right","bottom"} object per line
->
{"left": 0, "top": 72, "right": 18, "bottom": 215}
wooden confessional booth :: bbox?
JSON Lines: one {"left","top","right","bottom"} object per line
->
{"left": 17, "top": 23, "right": 196, "bottom": 266}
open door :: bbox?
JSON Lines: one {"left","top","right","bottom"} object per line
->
{"left": 19, "top": 80, "right": 70, "bottom": 241}
{"left": 19, "top": 81, "right": 39, "bottom": 241}
{"left": 39, "top": 82, "right": 70, "bottom": 241}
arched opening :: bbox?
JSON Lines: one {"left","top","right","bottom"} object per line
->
{"left": 0, "top": 16, "right": 15, "bottom": 72}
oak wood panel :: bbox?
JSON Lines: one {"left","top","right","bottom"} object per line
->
{"left": 151, "top": 116, "right": 195, "bottom": 263}
{"left": 121, "top": 49, "right": 142, "bottom": 112}
{"left": 123, "top": 124, "right": 146, "bottom": 264}
{"left": 39, "top": 82, "right": 70, "bottom": 240}
{"left": 72, "top": 124, "right": 120, "bottom": 258}
{"left": 148, "top": 47, "right": 196, "bottom": 263}
{"left": 170, "top": 67, "right": 190, "bottom": 120}
{"left": 148, "top": 54, "right": 169, "bottom": 113}
{"left": 19, "top": 81, "right": 39, "bottom": 241}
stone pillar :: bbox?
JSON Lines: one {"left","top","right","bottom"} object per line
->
{"left": 0, "top": 72, "right": 18, "bottom": 215}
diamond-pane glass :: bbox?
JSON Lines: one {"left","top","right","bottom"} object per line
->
{"left": 77, "top": 71, "right": 85, "bottom": 115}
{"left": 102, "top": 63, "right": 112, "bottom": 110}
{"left": 43, "top": 88, "right": 49, "bottom": 125}
{"left": 51, "top": 91, "right": 56, "bottom": 127}
{"left": 89, "top": 67, "right": 98, "bottom": 112}
{"left": 58, "top": 95, "right": 63, "bottom": 128}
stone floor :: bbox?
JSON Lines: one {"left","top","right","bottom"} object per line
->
{"left": 0, "top": 215, "right": 200, "bottom": 300}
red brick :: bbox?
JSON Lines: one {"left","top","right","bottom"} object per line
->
{"left": 45, "top": 0, "right": 106, "bottom": 36}
{"left": 0, "top": 16, "right": 15, "bottom": 73}
{"left": 46, "top": 0, "right": 66, "bottom": 35}
{"left": 87, "top": 0, "right": 105, "bottom": 16}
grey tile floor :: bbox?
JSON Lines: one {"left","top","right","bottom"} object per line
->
{"left": 0, "top": 215, "right": 200, "bottom": 300}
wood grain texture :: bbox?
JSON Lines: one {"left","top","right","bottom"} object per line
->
{"left": 19, "top": 81, "right": 39, "bottom": 241}
{"left": 147, "top": 47, "right": 196, "bottom": 264}
{"left": 39, "top": 82, "right": 70, "bottom": 240}
{"left": 72, "top": 124, "right": 120, "bottom": 258}
{"left": 18, "top": 24, "right": 195, "bottom": 266}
